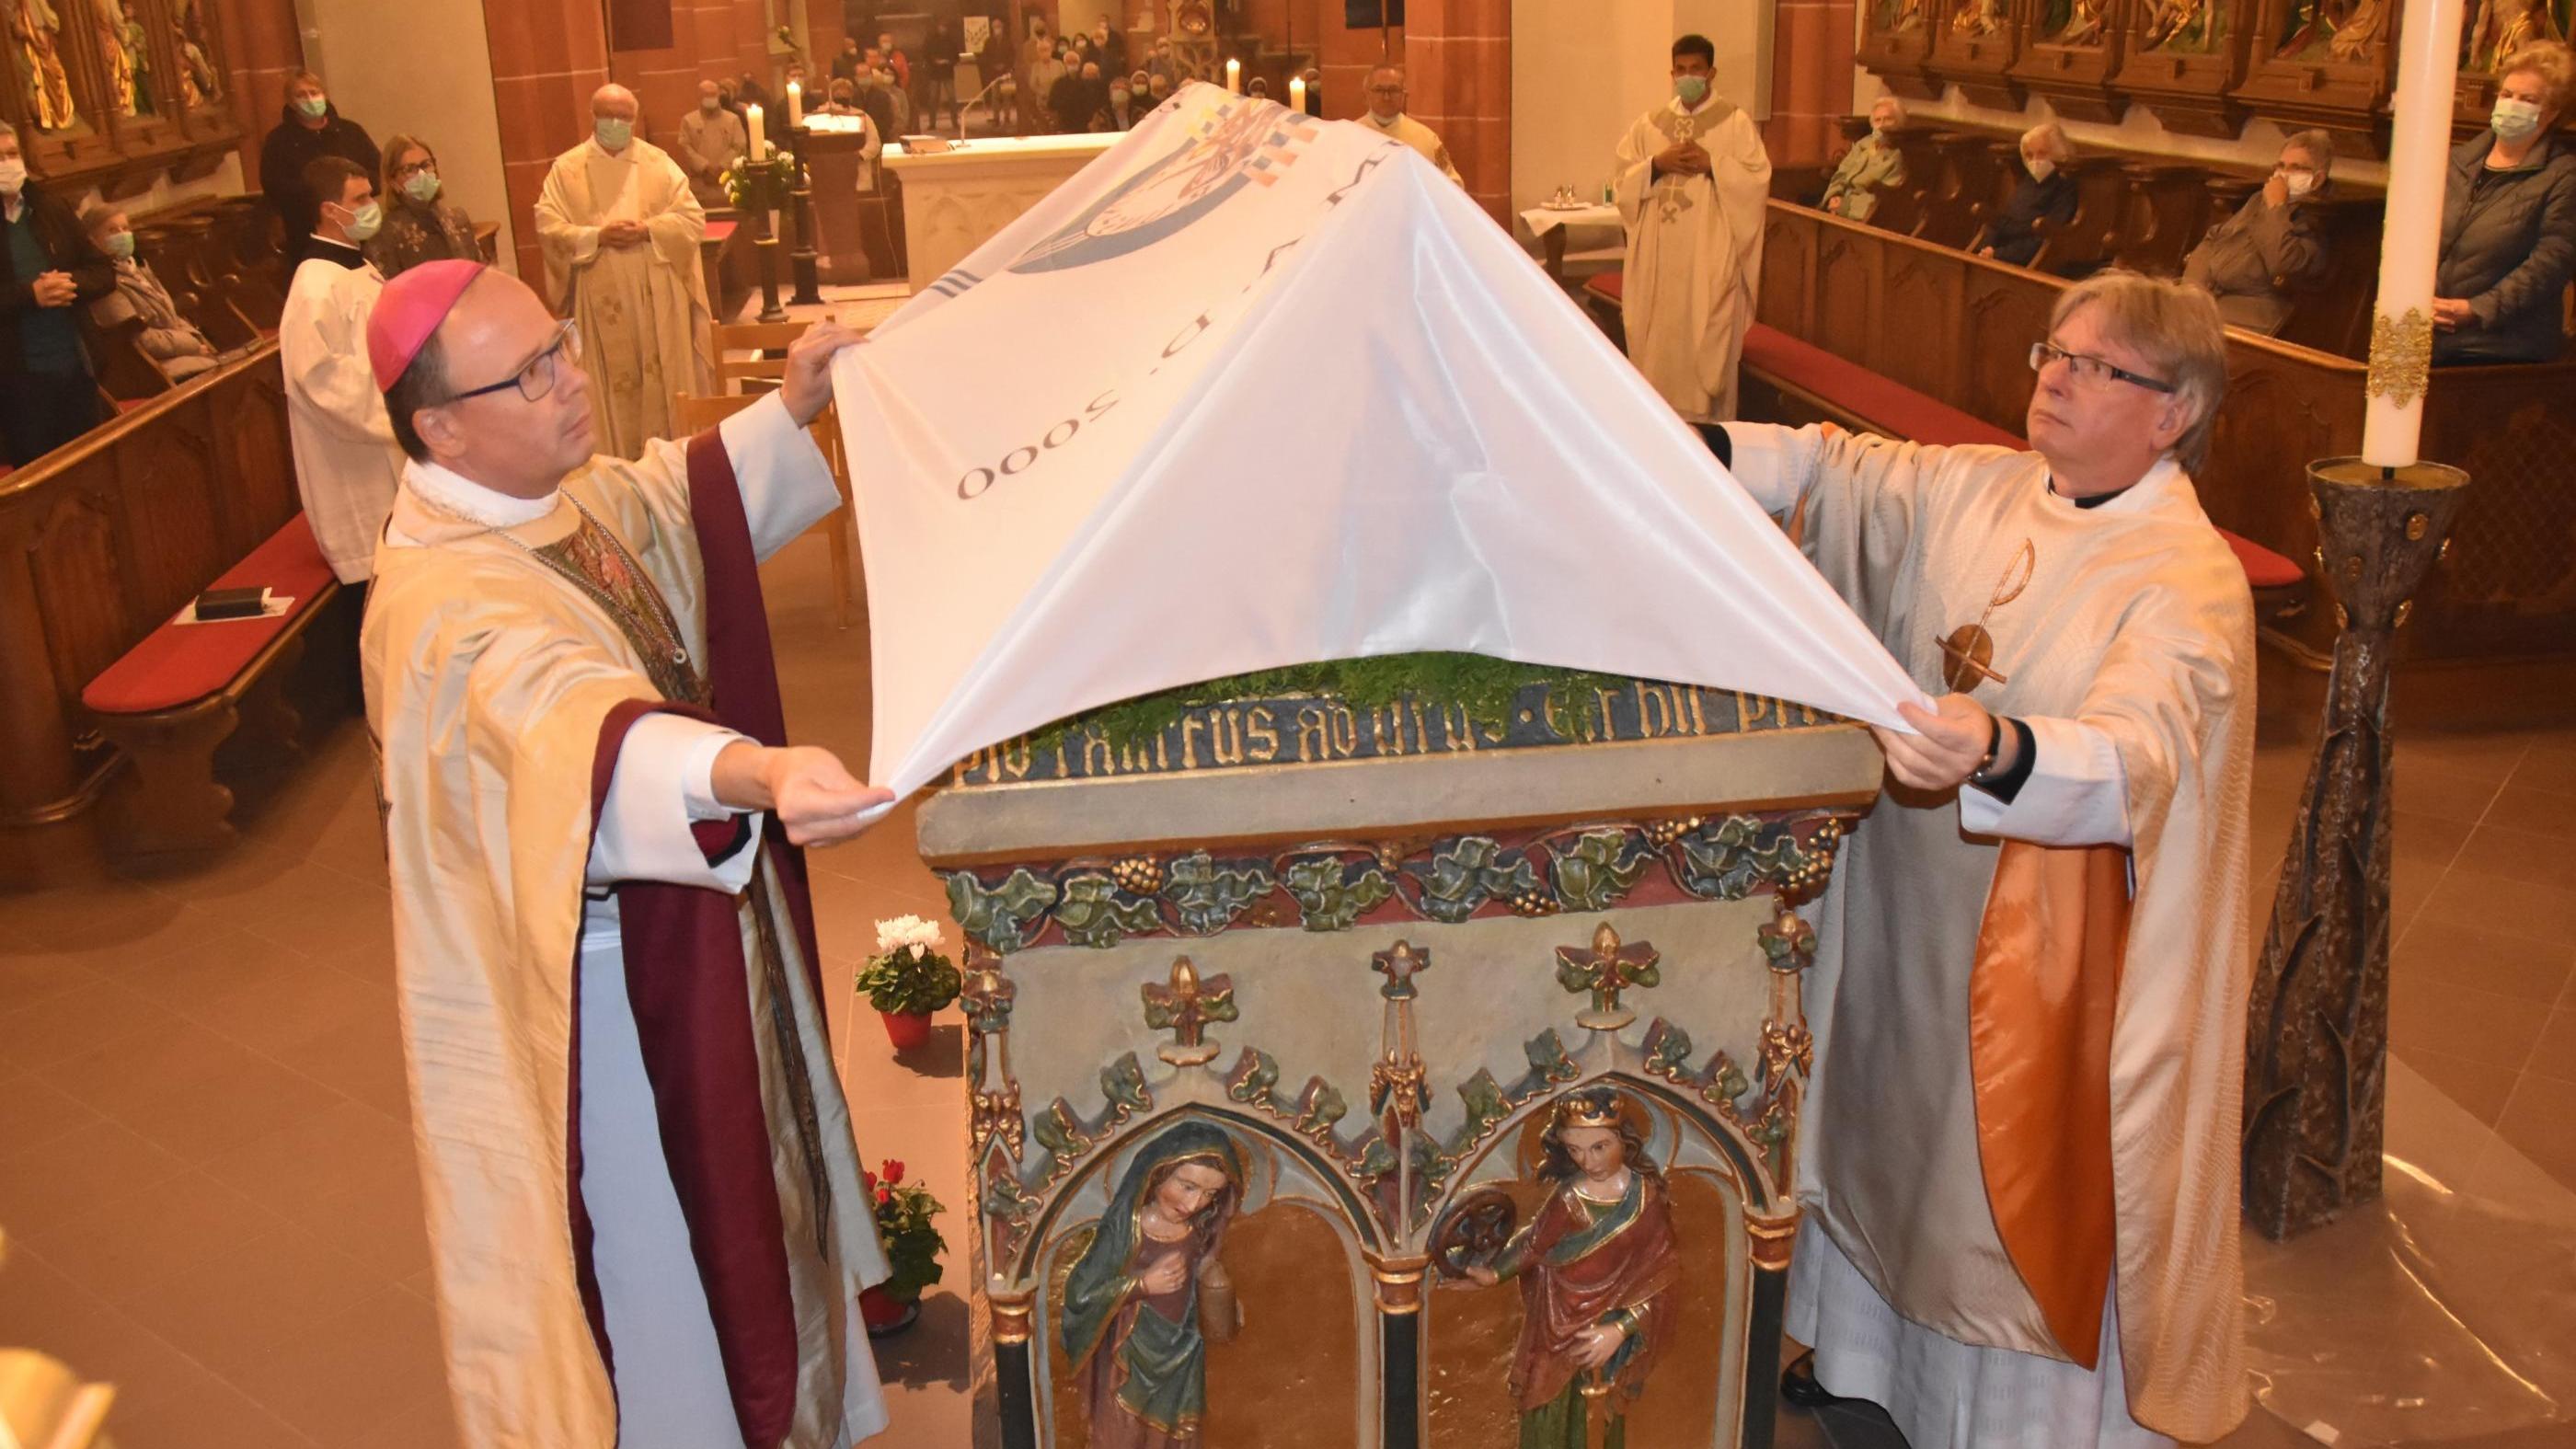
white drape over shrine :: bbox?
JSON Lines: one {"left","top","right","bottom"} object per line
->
{"left": 833, "top": 84, "right": 1925, "bottom": 808}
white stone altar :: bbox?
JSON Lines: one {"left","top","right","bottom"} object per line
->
{"left": 882, "top": 132, "right": 1123, "bottom": 294}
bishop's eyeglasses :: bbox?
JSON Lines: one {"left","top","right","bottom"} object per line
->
{"left": 2028, "top": 339, "right": 2174, "bottom": 394}
{"left": 453, "top": 320, "right": 583, "bottom": 404}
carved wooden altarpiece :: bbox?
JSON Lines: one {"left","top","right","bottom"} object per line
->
{"left": 0, "top": 0, "right": 239, "bottom": 193}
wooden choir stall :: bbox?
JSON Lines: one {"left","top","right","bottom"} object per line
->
{"left": 919, "top": 671, "right": 1880, "bottom": 1449}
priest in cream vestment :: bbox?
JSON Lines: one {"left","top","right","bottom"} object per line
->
{"left": 1705, "top": 272, "right": 2253, "bottom": 1448}
{"left": 1613, "top": 34, "right": 1770, "bottom": 421}
{"left": 357, "top": 259, "right": 890, "bottom": 1448}
{"left": 535, "top": 85, "right": 713, "bottom": 461}
{"left": 1358, "top": 65, "right": 1463, "bottom": 185}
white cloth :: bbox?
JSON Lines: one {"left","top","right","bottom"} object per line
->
{"left": 831, "top": 84, "right": 1924, "bottom": 821}
{"left": 280, "top": 254, "right": 405, "bottom": 582}
{"left": 1789, "top": 1223, "right": 2171, "bottom": 1449}
{"left": 1361, "top": 110, "right": 1462, "bottom": 185}
{"left": 1726, "top": 423, "right": 2256, "bottom": 1442}
{"left": 1612, "top": 95, "right": 1770, "bottom": 421}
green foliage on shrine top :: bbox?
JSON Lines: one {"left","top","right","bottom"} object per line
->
{"left": 1029, "top": 651, "right": 1640, "bottom": 755}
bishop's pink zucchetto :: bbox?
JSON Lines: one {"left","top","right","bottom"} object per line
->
{"left": 367, "top": 259, "right": 488, "bottom": 392}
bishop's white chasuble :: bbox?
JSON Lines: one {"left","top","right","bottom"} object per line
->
{"left": 1613, "top": 95, "right": 1771, "bottom": 421}
{"left": 362, "top": 394, "right": 890, "bottom": 1447}
{"left": 1723, "top": 424, "right": 2256, "bottom": 1447}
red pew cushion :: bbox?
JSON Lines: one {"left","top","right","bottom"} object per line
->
{"left": 1582, "top": 270, "right": 1623, "bottom": 307}
{"left": 82, "top": 513, "right": 337, "bottom": 716}
{"left": 706, "top": 218, "right": 739, "bottom": 246}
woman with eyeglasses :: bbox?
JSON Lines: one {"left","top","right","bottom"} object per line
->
{"left": 369, "top": 134, "right": 482, "bottom": 281}
{"left": 1699, "top": 270, "right": 2256, "bottom": 1449}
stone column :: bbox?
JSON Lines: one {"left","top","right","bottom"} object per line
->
{"left": 483, "top": 0, "right": 612, "bottom": 287}
{"left": 1402, "top": 0, "right": 1510, "bottom": 222}
{"left": 212, "top": 0, "right": 305, "bottom": 186}
{"left": 1765, "top": 0, "right": 1859, "bottom": 167}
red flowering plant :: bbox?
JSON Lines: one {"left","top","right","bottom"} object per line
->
{"left": 862, "top": 1158, "right": 948, "bottom": 1303}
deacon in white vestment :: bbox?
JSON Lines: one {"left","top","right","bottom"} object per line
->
{"left": 281, "top": 158, "right": 405, "bottom": 583}
{"left": 1706, "top": 272, "right": 2254, "bottom": 1447}
{"left": 1358, "top": 65, "right": 1463, "bottom": 186}
{"left": 1613, "top": 34, "right": 1770, "bottom": 422}
{"left": 535, "top": 85, "right": 714, "bottom": 462}
{"left": 357, "top": 259, "right": 891, "bottom": 1448}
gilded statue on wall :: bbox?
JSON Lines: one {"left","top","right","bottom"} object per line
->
{"left": 2324, "top": 0, "right": 2390, "bottom": 59}
{"left": 1878, "top": 0, "right": 1931, "bottom": 36}
{"left": 2143, "top": 0, "right": 2224, "bottom": 52}
{"left": 1457, "top": 1087, "right": 1680, "bottom": 1449}
{"left": 91, "top": 0, "right": 152, "bottom": 116}
{"left": 2042, "top": 0, "right": 2111, "bottom": 45}
{"left": 174, "top": 0, "right": 220, "bottom": 106}
{"left": 1951, "top": 0, "right": 2008, "bottom": 37}
{"left": 1061, "top": 1122, "right": 1247, "bottom": 1448}
{"left": 2465, "top": 0, "right": 2567, "bottom": 68}
{"left": 7, "top": 0, "right": 76, "bottom": 132}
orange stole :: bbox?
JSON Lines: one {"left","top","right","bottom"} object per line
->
{"left": 1967, "top": 840, "right": 2131, "bottom": 1370}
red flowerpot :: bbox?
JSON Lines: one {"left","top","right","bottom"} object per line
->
{"left": 859, "top": 1285, "right": 920, "bottom": 1337}
{"left": 880, "top": 1009, "right": 934, "bottom": 1050}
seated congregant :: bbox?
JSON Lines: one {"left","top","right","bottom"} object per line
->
{"left": 81, "top": 203, "right": 220, "bottom": 383}
{"left": 1820, "top": 97, "right": 1909, "bottom": 223}
{"left": 371, "top": 135, "right": 482, "bottom": 281}
{"left": 1976, "top": 122, "right": 2078, "bottom": 268}
{"left": 2433, "top": 40, "right": 2576, "bottom": 362}
{"left": 1700, "top": 270, "right": 2253, "bottom": 1449}
{"left": 2179, "top": 130, "right": 2335, "bottom": 334}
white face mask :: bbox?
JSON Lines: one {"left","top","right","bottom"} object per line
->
{"left": 2492, "top": 96, "right": 2543, "bottom": 140}
{"left": 0, "top": 157, "right": 25, "bottom": 194}
{"left": 2025, "top": 156, "right": 2055, "bottom": 181}
{"left": 2282, "top": 168, "right": 2317, "bottom": 198}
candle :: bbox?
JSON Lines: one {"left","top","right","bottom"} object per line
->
{"left": 2360, "top": 0, "right": 2468, "bottom": 466}
{"left": 787, "top": 79, "right": 802, "bottom": 128}
{"left": 747, "top": 102, "right": 765, "bottom": 159}
{"left": 1225, "top": 58, "right": 1241, "bottom": 94}
{"left": 1289, "top": 76, "right": 1305, "bottom": 112}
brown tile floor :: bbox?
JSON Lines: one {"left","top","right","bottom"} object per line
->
{"left": 6, "top": 523, "right": 2575, "bottom": 1446}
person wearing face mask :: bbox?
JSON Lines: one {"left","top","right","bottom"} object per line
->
{"left": 81, "top": 201, "right": 218, "bottom": 383}
{"left": 831, "top": 35, "right": 863, "bottom": 84}
{"left": 677, "top": 79, "right": 747, "bottom": 212}
{"left": 1027, "top": 34, "right": 1070, "bottom": 134}
{"left": 2432, "top": 40, "right": 2576, "bottom": 362}
{"left": 1100, "top": 76, "right": 1140, "bottom": 131}
{"left": 1147, "top": 71, "right": 1173, "bottom": 106}
{"left": 1820, "top": 96, "right": 1911, "bottom": 223}
{"left": 282, "top": 155, "right": 405, "bottom": 583}
{"left": 1358, "top": 65, "right": 1464, "bottom": 184}
{"left": 2179, "top": 130, "right": 2334, "bottom": 334}
{"left": 535, "top": 83, "right": 714, "bottom": 460}
{"left": 0, "top": 127, "right": 111, "bottom": 466}
{"left": 370, "top": 135, "right": 483, "bottom": 281}
{"left": 1612, "top": 33, "right": 1773, "bottom": 421}
{"left": 1975, "top": 121, "right": 2079, "bottom": 269}
{"left": 1052, "top": 57, "right": 1106, "bottom": 133}
{"left": 259, "top": 68, "right": 381, "bottom": 271}
{"left": 1091, "top": 18, "right": 1128, "bottom": 77}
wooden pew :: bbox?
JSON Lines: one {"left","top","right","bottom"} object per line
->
{"left": 1752, "top": 199, "right": 2576, "bottom": 674}
{"left": 0, "top": 344, "right": 311, "bottom": 882}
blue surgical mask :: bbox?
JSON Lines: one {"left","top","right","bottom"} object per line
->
{"left": 403, "top": 168, "right": 441, "bottom": 202}
{"left": 2492, "top": 96, "right": 2543, "bottom": 140}
{"left": 595, "top": 118, "right": 633, "bottom": 150}
{"left": 339, "top": 201, "right": 382, "bottom": 242}
{"left": 294, "top": 95, "right": 328, "bottom": 119}
{"left": 1675, "top": 75, "right": 1710, "bottom": 106}
{"left": 105, "top": 230, "right": 135, "bottom": 259}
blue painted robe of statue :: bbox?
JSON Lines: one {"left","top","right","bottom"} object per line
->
{"left": 1060, "top": 1123, "right": 1245, "bottom": 1447}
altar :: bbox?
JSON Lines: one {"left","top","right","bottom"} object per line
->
{"left": 881, "top": 132, "right": 1122, "bottom": 293}
{"left": 917, "top": 672, "right": 1880, "bottom": 1449}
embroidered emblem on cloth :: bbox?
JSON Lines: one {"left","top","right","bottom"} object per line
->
{"left": 1938, "top": 538, "right": 2036, "bottom": 693}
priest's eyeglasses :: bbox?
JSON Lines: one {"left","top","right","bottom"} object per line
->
{"left": 453, "top": 321, "right": 583, "bottom": 404}
{"left": 2028, "top": 340, "right": 2174, "bottom": 394}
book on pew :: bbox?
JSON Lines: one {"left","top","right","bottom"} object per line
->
{"left": 191, "top": 587, "right": 274, "bottom": 622}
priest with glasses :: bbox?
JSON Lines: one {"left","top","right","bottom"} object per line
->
{"left": 1700, "top": 270, "right": 2256, "bottom": 1449}
{"left": 358, "top": 258, "right": 895, "bottom": 1447}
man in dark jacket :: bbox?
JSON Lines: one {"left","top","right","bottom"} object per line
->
{"left": 1976, "top": 122, "right": 2078, "bottom": 269}
{"left": 259, "top": 69, "right": 381, "bottom": 271}
{"left": 0, "top": 128, "right": 113, "bottom": 466}
{"left": 2432, "top": 48, "right": 2576, "bottom": 363}
{"left": 2181, "top": 130, "right": 2335, "bottom": 333}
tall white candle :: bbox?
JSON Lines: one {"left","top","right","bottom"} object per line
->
{"left": 1225, "top": 58, "right": 1241, "bottom": 94}
{"left": 1289, "top": 75, "right": 1306, "bottom": 112}
{"left": 747, "top": 102, "right": 766, "bottom": 159}
{"left": 2361, "top": 0, "right": 2469, "bottom": 467}
{"left": 788, "top": 79, "right": 803, "bottom": 128}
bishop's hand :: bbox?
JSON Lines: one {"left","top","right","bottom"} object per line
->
{"left": 1873, "top": 694, "right": 2003, "bottom": 793}
{"left": 712, "top": 742, "right": 892, "bottom": 845}
{"left": 780, "top": 321, "right": 867, "bottom": 426}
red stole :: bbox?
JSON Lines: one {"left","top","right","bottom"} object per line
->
{"left": 573, "top": 431, "right": 830, "bottom": 1447}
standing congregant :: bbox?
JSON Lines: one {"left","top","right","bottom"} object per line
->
{"left": 535, "top": 84, "right": 712, "bottom": 460}
{"left": 1359, "top": 66, "right": 1464, "bottom": 186}
{"left": 1706, "top": 270, "right": 2253, "bottom": 1449}
{"left": 259, "top": 68, "right": 380, "bottom": 270}
{"left": 281, "top": 155, "right": 402, "bottom": 583}
{"left": 1613, "top": 34, "right": 1771, "bottom": 421}
{"left": 0, "top": 126, "right": 111, "bottom": 466}
{"left": 677, "top": 79, "right": 748, "bottom": 213}
{"left": 361, "top": 259, "right": 892, "bottom": 1447}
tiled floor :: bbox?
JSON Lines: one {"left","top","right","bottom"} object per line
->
{"left": 6, "top": 523, "right": 2575, "bottom": 1446}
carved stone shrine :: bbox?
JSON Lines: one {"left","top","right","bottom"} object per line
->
{"left": 917, "top": 673, "right": 1882, "bottom": 1448}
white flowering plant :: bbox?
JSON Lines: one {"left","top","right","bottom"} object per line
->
{"left": 858, "top": 914, "right": 961, "bottom": 1016}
